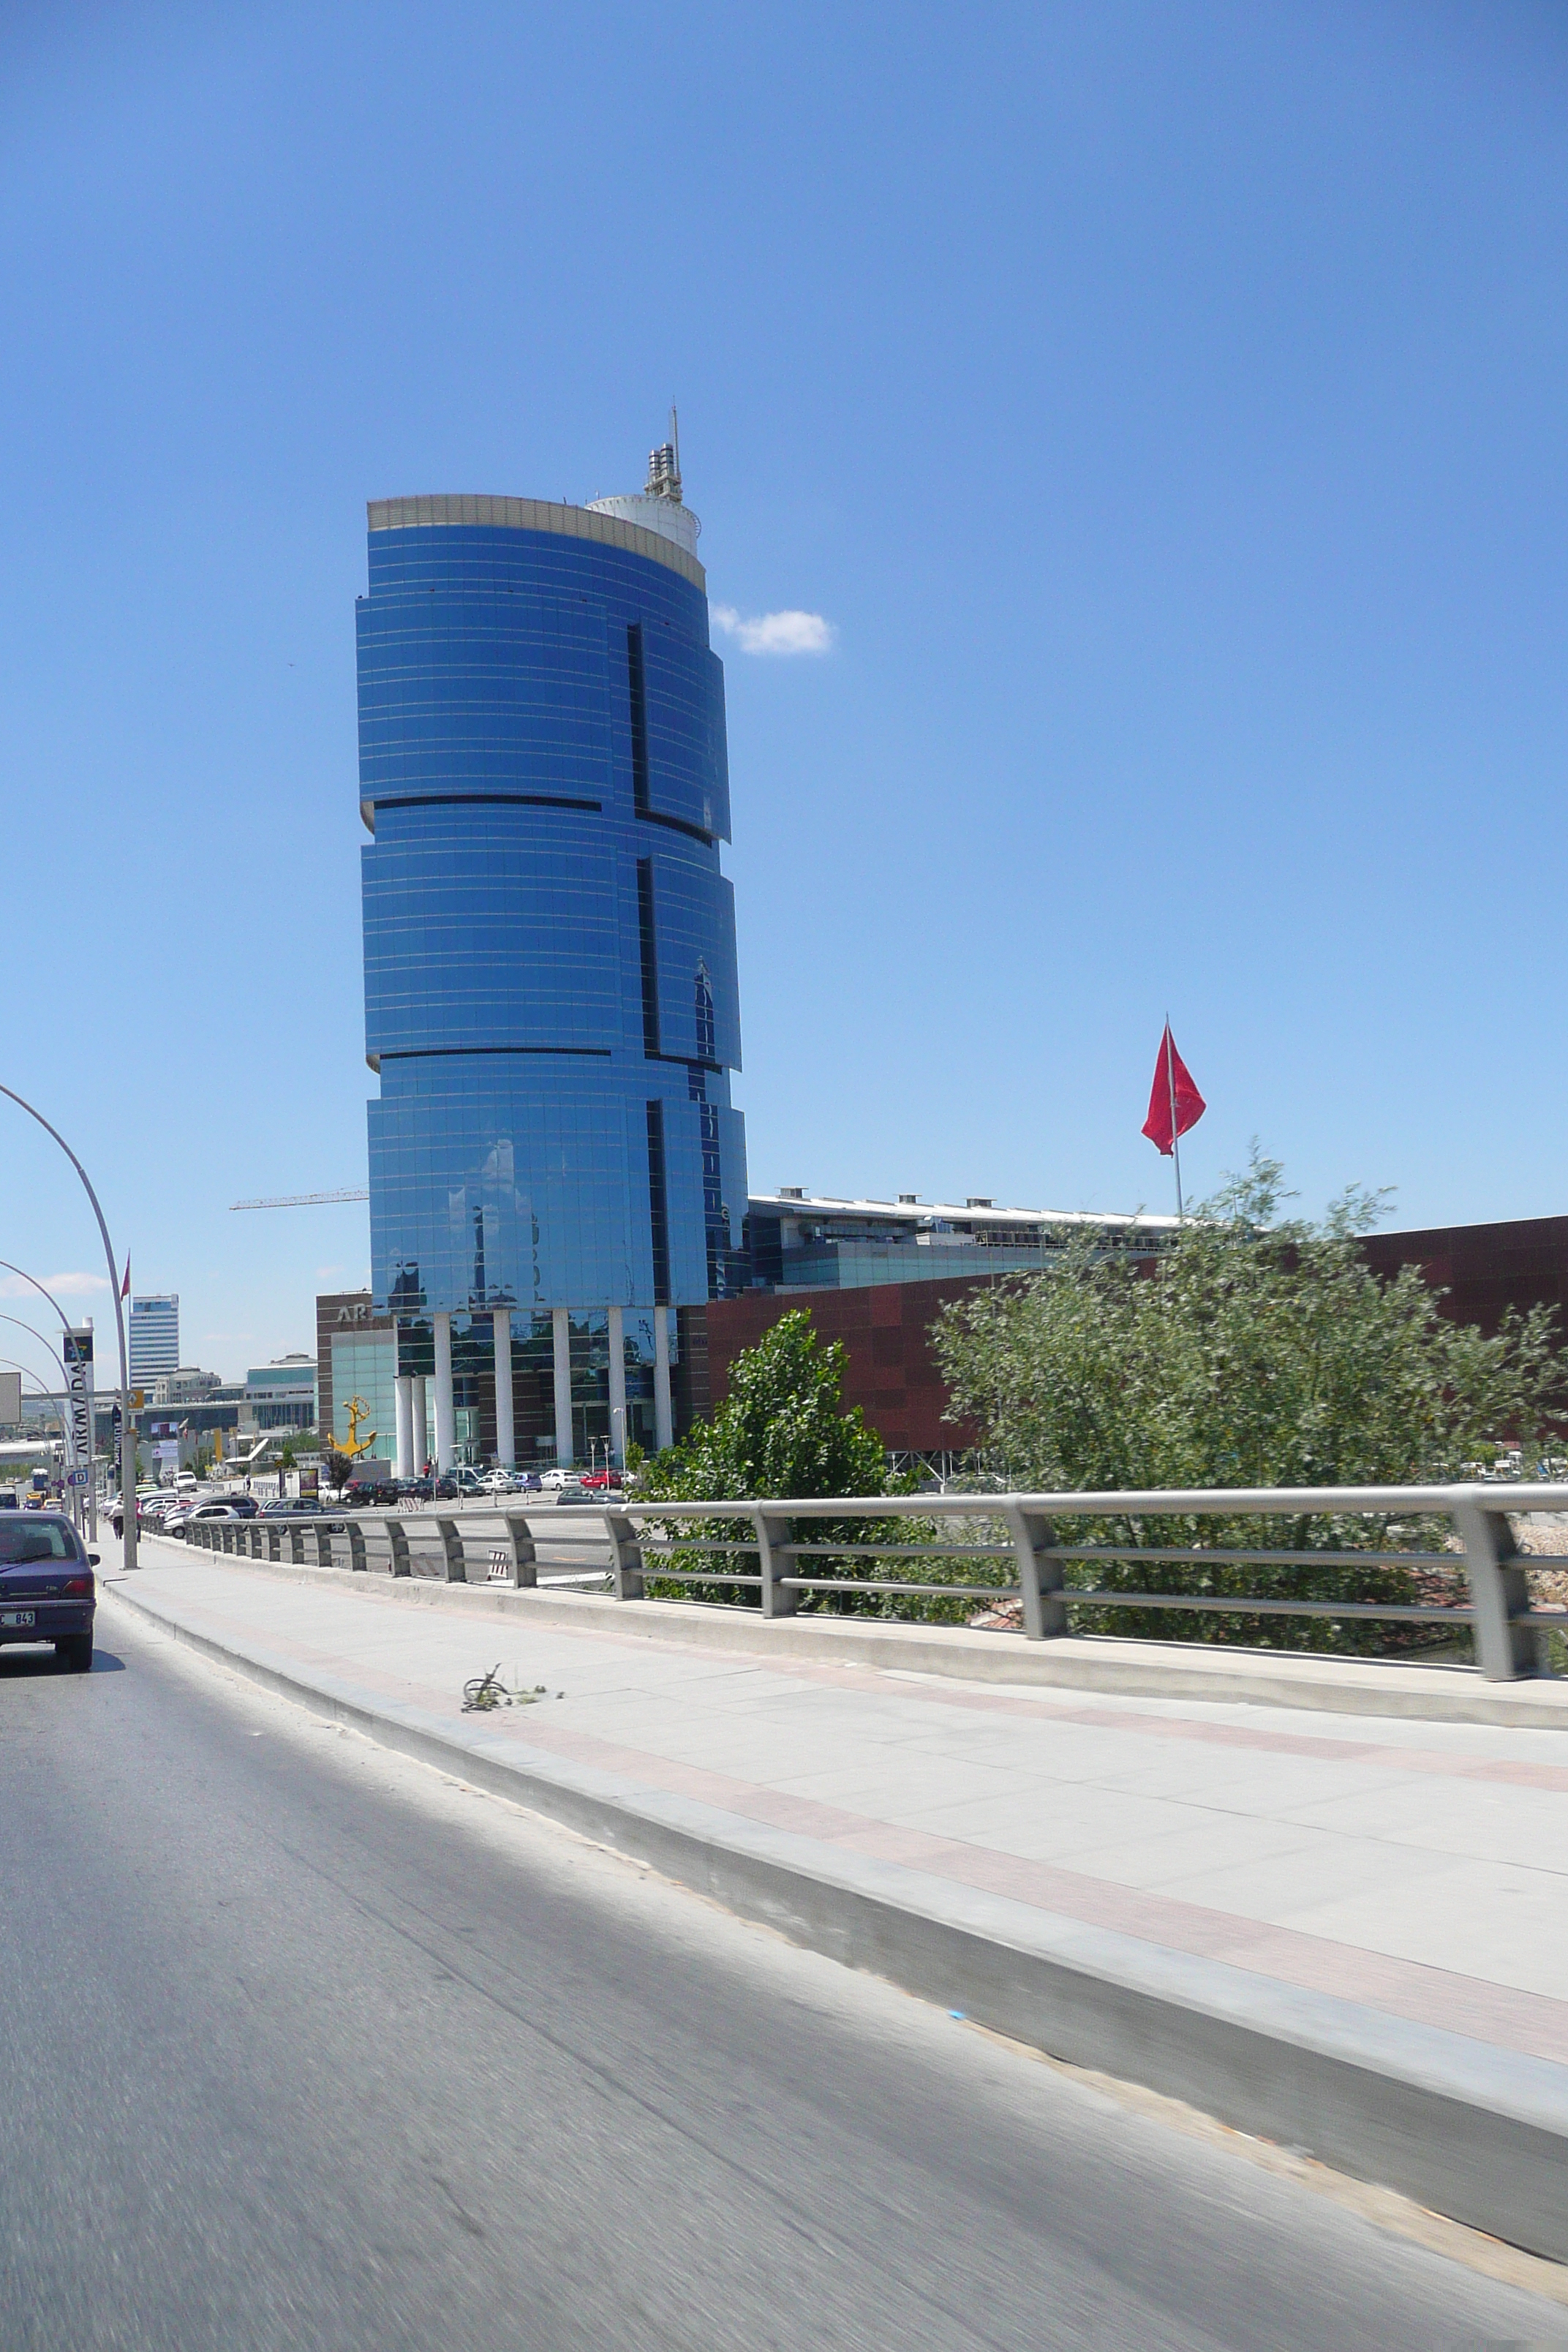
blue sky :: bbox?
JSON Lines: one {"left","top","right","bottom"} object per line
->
{"left": 1, "top": 0, "right": 1566, "bottom": 1380}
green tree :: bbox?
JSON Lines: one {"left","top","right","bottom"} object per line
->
{"left": 637, "top": 1311, "right": 942, "bottom": 1612}
{"left": 930, "top": 1153, "right": 1565, "bottom": 1653}
{"left": 643, "top": 1311, "right": 888, "bottom": 1504}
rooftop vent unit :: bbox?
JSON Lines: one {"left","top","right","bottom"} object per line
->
{"left": 779, "top": 1186, "right": 806, "bottom": 1199}
{"left": 897, "top": 1193, "right": 919, "bottom": 1204}
{"left": 965, "top": 1197, "right": 994, "bottom": 1209}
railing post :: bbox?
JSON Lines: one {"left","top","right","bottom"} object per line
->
{"left": 288, "top": 1525, "right": 305, "bottom": 1566}
{"left": 434, "top": 1516, "right": 467, "bottom": 1581}
{"left": 347, "top": 1519, "right": 367, "bottom": 1572}
{"left": 754, "top": 1510, "right": 796, "bottom": 1617}
{"left": 1451, "top": 1494, "right": 1538, "bottom": 1679}
{"left": 1001, "top": 1507, "right": 1068, "bottom": 1641}
{"left": 502, "top": 1512, "right": 538, "bottom": 1588}
{"left": 314, "top": 1526, "right": 333, "bottom": 1570}
{"left": 605, "top": 1509, "right": 645, "bottom": 1599}
{"left": 266, "top": 1526, "right": 281, "bottom": 1563}
{"left": 222, "top": 1524, "right": 233, "bottom": 1556}
{"left": 386, "top": 1515, "right": 411, "bottom": 1578}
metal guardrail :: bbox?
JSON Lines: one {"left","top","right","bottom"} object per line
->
{"left": 180, "top": 1508, "right": 609, "bottom": 1591}
{"left": 179, "top": 1483, "right": 1568, "bottom": 1681}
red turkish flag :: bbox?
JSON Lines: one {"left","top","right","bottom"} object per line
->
{"left": 1142, "top": 1025, "right": 1205, "bottom": 1156}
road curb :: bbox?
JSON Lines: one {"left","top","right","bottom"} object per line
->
{"left": 104, "top": 1572, "right": 1568, "bottom": 2266}
{"left": 132, "top": 1533, "right": 1568, "bottom": 1728}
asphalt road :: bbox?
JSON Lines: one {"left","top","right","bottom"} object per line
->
{"left": 2, "top": 1614, "right": 1565, "bottom": 2352}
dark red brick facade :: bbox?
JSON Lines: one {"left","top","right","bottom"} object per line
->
{"left": 704, "top": 1277, "right": 1009, "bottom": 1452}
{"left": 702, "top": 1218, "right": 1568, "bottom": 1453}
{"left": 1360, "top": 1216, "right": 1568, "bottom": 1342}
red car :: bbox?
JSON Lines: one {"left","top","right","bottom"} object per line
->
{"left": 578, "top": 1469, "right": 623, "bottom": 1490}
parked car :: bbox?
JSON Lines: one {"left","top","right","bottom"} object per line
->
{"left": 578, "top": 1469, "right": 624, "bottom": 1491}
{"left": 478, "top": 1468, "right": 517, "bottom": 1494}
{"left": 165, "top": 1502, "right": 241, "bottom": 1537}
{"left": 539, "top": 1466, "right": 582, "bottom": 1490}
{"left": 344, "top": 1474, "right": 399, "bottom": 1507}
{"left": 0, "top": 1512, "right": 97, "bottom": 1671}
{"left": 515, "top": 1471, "right": 542, "bottom": 1492}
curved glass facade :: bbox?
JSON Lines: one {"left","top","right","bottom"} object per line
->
{"left": 358, "top": 498, "right": 747, "bottom": 1332}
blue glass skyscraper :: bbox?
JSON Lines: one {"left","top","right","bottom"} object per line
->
{"left": 357, "top": 436, "right": 746, "bottom": 1472}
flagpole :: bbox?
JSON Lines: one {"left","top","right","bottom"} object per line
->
{"left": 1166, "top": 1019, "right": 1183, "bottom": 1221}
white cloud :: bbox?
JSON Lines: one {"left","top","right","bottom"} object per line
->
{"left": 712, "top": 605, "right": 835, "bottom": 656}
{"left": 0, "top": 1270, "right": 108, "bottom": 1300}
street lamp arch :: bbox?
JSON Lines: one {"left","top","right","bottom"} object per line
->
{"left": 0, "top": 1085, "right": 134, "bottom": 1564}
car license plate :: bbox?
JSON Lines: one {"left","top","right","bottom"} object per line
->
{"left": 1, "top": 1610, "right": 36, "bottom": 1629}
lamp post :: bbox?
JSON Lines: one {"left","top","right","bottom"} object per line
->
{"left": 0, "top": 1264, "right": 97, "bottom": 1539}
{"left": 0, "top": 1315, "right": 80, "bottom": 1523}
{"left": 0, "top": 1261, "right": 73, "bottom": 1332}
{"left": 0, "top": 1086, "right": 135, "bottom": 1569}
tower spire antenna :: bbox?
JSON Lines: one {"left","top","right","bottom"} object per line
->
{"left": 645, "top": 407, "right": 682, "bottom": 503}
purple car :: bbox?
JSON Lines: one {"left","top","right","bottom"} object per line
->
{"left": 0, "top": 1512, "right": 97, "bottom": 1673}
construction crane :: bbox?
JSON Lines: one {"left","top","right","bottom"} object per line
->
{"left": 230, "top": 1188, "right": 369, "bottom": 1210}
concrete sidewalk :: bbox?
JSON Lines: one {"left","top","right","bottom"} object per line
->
{"left": 101, "top": 1532, "right": 1568, "bottom": 2264}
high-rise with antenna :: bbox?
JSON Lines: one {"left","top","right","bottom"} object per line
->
{"left": 356, "top": 427, "right": 745, "bottom": 1477}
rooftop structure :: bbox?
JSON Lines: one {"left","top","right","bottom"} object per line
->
{"left": 744, "top": 1190, "right": 1177, "bottom": 1291}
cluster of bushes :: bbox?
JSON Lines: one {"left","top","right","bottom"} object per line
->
{"left": 631, "top": 1156, "right": 1563, "bottom": 1655}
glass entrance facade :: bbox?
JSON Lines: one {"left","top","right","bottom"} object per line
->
{"left": 357, "top": 480, "right": 746, "bottom": 1459}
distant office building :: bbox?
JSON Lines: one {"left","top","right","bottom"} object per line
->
{"left": 242, "top": 1355, "right": 318, "bottom": 1433}
{"left": 357, "top": 428, "right": 745, "bottom": 1477}
{"left": 148, "top": 1368, "right": 221, "bottom": 1406}
{"left": 129, "top": 1294, "right": 178, "bottom": 1385}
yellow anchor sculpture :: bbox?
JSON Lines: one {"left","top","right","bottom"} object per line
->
{"left": 338, "top": 1396, "right": 378, "bottom": 1459}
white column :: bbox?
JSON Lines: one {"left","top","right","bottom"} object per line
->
{"left": 433, "top": 1311, "right": 456, "bottom": 1471}
{"left": 653, "top": 1307, "right": 673, "bottom": 1452}
{"left": 551, "top": 1306, "right": 573, "bottom": 1467}
{"left": 607, "top": 1305, "right": 627, "bottom": 1466}
{"left": 393, "top": 1374, "right": 415, "bottom": 1482}
{"left": 411, "top": 1376, "right": 429, "bottom": 1471}
{"left": 492, "top": 1307, "right": 515, "bottom": 1469}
